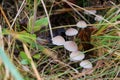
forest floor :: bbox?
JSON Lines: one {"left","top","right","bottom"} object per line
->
{"left": 0, "top": 0, "right": 120, "bottom": 80}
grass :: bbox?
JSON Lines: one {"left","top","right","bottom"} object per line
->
{"left": 0, "top": 0, "right": 120, "bottom": 80}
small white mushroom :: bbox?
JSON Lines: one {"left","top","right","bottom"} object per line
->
{"left": 70, "top": 51, "right": 85, "bottom": 62}
{"left": 84, "top": 10, "right": 97, "bottom": 15}
{"left": 64, "top": 41, "right": 78, "bottom": 51}
{"left": 80, "top": 60, "right": 93, "bottom": 69}
{"left": 65, "top": 28, "right": 78, "bottom": 36}
{"left": 52, "top": 35, "right": 65, "bottom": 45}
{"left": 94, "top": 15, "right": 103, "bottom": 21}
{"left": 76, "top": 21, "right": 87, "bottom": 29}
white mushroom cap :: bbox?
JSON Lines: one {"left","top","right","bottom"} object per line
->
{"left": 80, "top": 60, "right": 93, "bottom": 69}
{"left": 64, "top": 41, "right": 78, "bottom": 51}
{"left": 94, "top": 15, "right": 103, "bottom": 21}
{"left": 70, "top": 51, "right": 85, "bottom": 62}
{"left": 65, "top": 28, "right": 78, "bottom": 36}
{"left": 52, "top": 36, "right": 65, "bottom": 45}
{"left": 84, "top": 10, "right": 97, "bottom": 15}
{"left": 76, "top": 21, "right": 87, "bottom": 28}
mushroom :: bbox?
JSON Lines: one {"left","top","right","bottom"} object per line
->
{"left": 70, "top": 51, "right": 85, "bottom": 62}
{"left": 76, "top": 21, "right": 87, "bottom": 29}
{"left": 52, "top": 35, "right": 65, "bottom": 45}
{"left": 84, "top": 10, "right": 97, "bottom": 15}
{"left": 80, "top": 60, "right": 93, "bottom": 69}
{"left": 64, "top": 41, "right": 78, "bottom": 51}
{"left": 65, "top": 28, "right": 78, "bottom": 36}
{"left": 94, "top": 15, "right": 103, "bottom": 21}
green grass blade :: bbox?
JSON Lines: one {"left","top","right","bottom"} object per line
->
{"left": 0, "top": 47, "right": 24, "bottom": 80}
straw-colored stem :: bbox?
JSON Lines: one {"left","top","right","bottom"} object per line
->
{"left": 41, "top": 0, "right": 53, "bottom": 38}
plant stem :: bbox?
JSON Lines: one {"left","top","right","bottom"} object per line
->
{"left": 41, "top": 0, "right": 53, "bottom": 39}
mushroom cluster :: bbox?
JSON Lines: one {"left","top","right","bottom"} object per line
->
{"left": 50, "top": 9, "right": 105, "bottom": 72}
{"left": 52, "top": 20, "right": 93, "bottom": 69}
{"left": 84, "top": 10, "right": 103, "bottom": 22}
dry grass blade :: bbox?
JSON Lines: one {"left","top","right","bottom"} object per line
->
{"left": 41, "top": 47, "right": 79, "bottom": 73}
{"left": 62, "top": 0, "right": 110, "bottom": 23}
{"left": 41, "top": 0, "right": 53, "bottom": 38}
{"left": 52, "top": 6, "right": 112, "bottom": 13}
{"left": 0, "top": 6, "right": 12, "bottom": 30}
{"left": 11, "top": 0, "right": 26, "bottom": 28}
{"left": 23, "top": 43, "right": 43, "bottom": 80}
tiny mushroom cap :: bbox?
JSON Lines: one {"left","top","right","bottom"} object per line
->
{"left": 64, "top": 41, "right": 78, "bottom": 51}
{"left": 70, "top": 51, "right": 85, "bottom": 62}
{"left": 52, "top": 35, "right": 65, "bottom": 45}
{"left": 65, "top": 28, "right": 78, "bottom": 36}
{"left": 76, "top": 21, "right": 87, "bottom": 29}
{"left": 94, "top": 15, "right": 103, "bottom": 21}
{"left": 80, "top": 60, "right": 93, "bottom": 69}
{"left": 84, "top": 10, "right": 97, "bottom": 15}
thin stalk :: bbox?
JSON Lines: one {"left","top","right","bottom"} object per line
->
{"left": 41, "top": 0, "right": 53, "bottom": 38}
{"left": 23, "top": 43, "right": 43, "bottom": 80}
{"left": 62, "top": 0, "right": 110, "bottom": 23}
{"left": 11, "top": 0, "right": 26, "bottom": 28}
{"left": 32, "top": 0, "right": 38, "bottom": 33}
